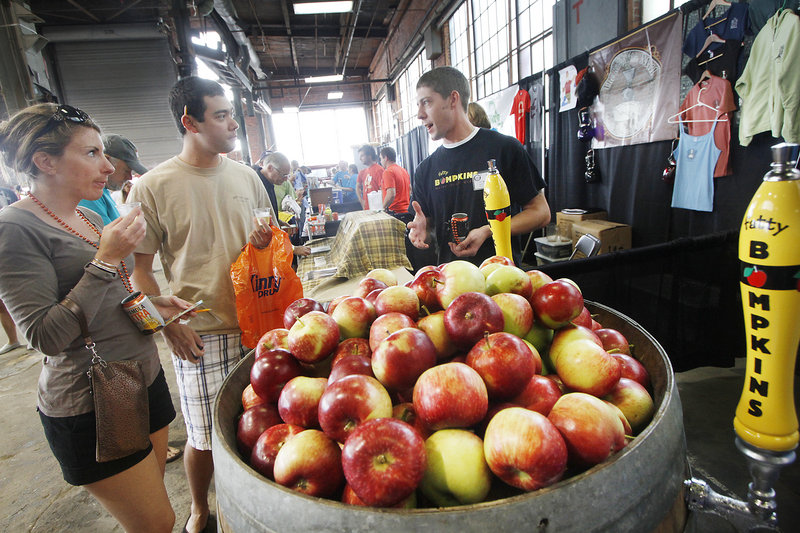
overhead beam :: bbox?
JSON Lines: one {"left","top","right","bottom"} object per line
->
{"left": 279, "top": 0, "right": 300, "bottom": 78}
{"left": 256, "top": 77, "right": 391, "bottom": 90}
{"left": 65, "top": 0, "right": 100, "bottom": 22}
{"left": 246, "top": 24, "right": 387, "bottom": 39}
{"left": 259, "top": 66, "right": 370, "bottom": 79}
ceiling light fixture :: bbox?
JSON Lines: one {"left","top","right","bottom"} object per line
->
{"left": 283, "top": 106, "right": 300, "bottom": 113}
{"left": 328, "top": 91, "right": 344, "bottom": 99}
{"left": 293, "top": 1, "right": 353, "bottom": 15}
{"left": 304, "top": 74, "right": 344, "bottom": 84}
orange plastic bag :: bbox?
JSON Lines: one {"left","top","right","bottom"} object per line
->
{"left": 230, "top": 226, "right": 304, "bottom": 348}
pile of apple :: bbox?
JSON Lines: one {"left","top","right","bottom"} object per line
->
{"left": 235, "top": 257, "right": 655, "bottom": 509}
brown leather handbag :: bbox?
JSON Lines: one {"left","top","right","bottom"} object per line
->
{"left": 61, "top": 298, "right": 150, "bottom": 462}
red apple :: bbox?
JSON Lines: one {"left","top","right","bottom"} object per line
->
{"left": 283, "top": 297, "right": 324, "bottom": 329}
{"left": 256, "top": 328, "right": 289, "bottom": 356}
{"left": 491, "top": 293, "right": 534, "bottom": 338}
{"left": 416, "top": 310, "right": 456, "bottom": 361}
{"left": 530, "top": 280, "right": 584, "bottom": 329}
{"left": 273, "top": 429, "right": 344, "bottom": 498}
{"left": 572, "top": 306, "right": 593, "bottom": 328}
{"left": 288, "top": 311, "right": 340, "bottom": 363}
{"left": 553, "top": 338, "right": 621, "bottom": 397}
{"left": 250, "top": 348, "right": 303, "bottom": 402}
{"left": 604, "top": 400, "right": 633, "bottom": 437}
{"left": 511, "top": 374, "right": 563, "bottom": 416}
{"left": 408, "top": 268, "right": 442, "bottom": 313}
{"left": 466, "top": 332, "right": 536, "bottom": 400}
{"left": 548, "top": 392, "right": 626, "bottom": 467}
{"left": 368, "top": 312, "right": 416, "bottom": 351}
{"left": 483, "top": 407, "right": 568, "bottom": 491}
{"left": 330, "top": 296, "right": 376, "bottom": 339}
{"left": 342, "top": 484, "right": 416, "bottom": 508}
{"left": 318, "top": 374, "right": 393, "bottom": 443}
{"left": 603, "top": 377, "right": 655, "bottom": 433}
{"left": 365, "top": 288, "right": 384, "bottom": 306}
{"left": 479, "top": 255, "right": 515, "bottom": 269}
{"left": 436, "top": 260, "right": 486, "bottom": 308}
{"left": 326, "top": 295, "right": 348, "bottom": 315}
{"left": 413, "top": 362, "right": 488, "bottom": 430}
{"left": 242, "top": 383, "right": 267, "bottom": 411}
{"left": 331, "top": 338, "right": 372, "bottom": 366}
{"left": 328, "top": 354, "right": 374, "bottom": 384}
{"left": 371, "top": 327, "right": 436, "bottom": 391}
{"left": 355, "top": 277, "right": 389, "bottom": 299}
{"left": 612, "top": 353, "right": 650, "bottom": 389}
{"left": 443, "top": 292, "right": 504, "bottom": 349}
{"left": 590, "top": 318, "right": 603, "bottom": 331}
{"left": 485, "top": 264, "right": 534, "bottom": 300}
{"left": 341, "top": 418, "right": 427, "bottom": 507}
{"left": 526, "top": 269, "right": 554, "bottom": 296}
{"left": 277, "top": 376, "right": 328, "bottom": 429}
{"left": 375, "top": 285, "right": 420, "bottom": 320}
{"left": 249, "top": 423, "right": 304, "bottom": 479}
{"left": 595, "top": 328, "right": 632, "bottom": 355}
{"left": 237, "top": 403, "right": 282, "bottom": 457}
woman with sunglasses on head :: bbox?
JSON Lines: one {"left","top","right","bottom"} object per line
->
{"left": 0, "top": 104, "right": 194, "bottom": 532}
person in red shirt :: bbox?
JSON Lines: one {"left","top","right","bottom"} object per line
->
{"left": 379, "top": 146, "right": 411, "bottom": 223}
{"left": 357, "top": 144, "right": 383, "bottom": 209}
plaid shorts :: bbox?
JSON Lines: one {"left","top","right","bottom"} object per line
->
{"left": 171, "top": 333, "right": 246, "bottom": 450}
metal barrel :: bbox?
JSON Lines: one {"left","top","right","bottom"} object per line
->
{"left": 213, "top": 301, "right": 687, "bottom": 533}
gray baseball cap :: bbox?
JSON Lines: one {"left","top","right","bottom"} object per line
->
{"left": 103, "top": 134, "right": 148, "bottom": 175}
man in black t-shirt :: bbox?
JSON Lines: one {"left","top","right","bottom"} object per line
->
{"left": 408, "top": 66, "right": 551, "bottom": 266}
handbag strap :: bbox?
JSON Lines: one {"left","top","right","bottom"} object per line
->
{"left": 61, "top": 297, "right": 104, "bottom": 365}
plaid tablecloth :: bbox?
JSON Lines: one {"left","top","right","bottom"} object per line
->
{"left": 297, "top": 211, "right": 412, "bottom": 293}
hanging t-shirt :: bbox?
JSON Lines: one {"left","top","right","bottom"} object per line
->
{"left": 671, "top": 116, "right": 722, "bottom": 212}
{"left": 529, "top": 82, "right": 544, "bottom": 143}
{"left": 511, "top": 89, "right": 531, "bottom": 144}
{"left": 678, "top": 75, "right": 736, "bottom": 177}
{"left": 683, "top": 39, "right": 744, "bottom": 84}
{"left": 683, "top": 2, "right": 750, "bottom": 58}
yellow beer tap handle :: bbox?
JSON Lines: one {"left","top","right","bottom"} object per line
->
{"left": 735, "top": 143, "right": 800, "bottom": 452}
{"left": 483, "top": 159, "right": 513, "bottom": 260}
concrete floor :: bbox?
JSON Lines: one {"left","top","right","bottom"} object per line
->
{"left": 1, "top": 297, "right": 799, "bottom": 532}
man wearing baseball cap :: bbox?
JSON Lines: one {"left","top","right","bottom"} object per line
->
{"left": 79, "top": 134, "right": 148, "bottom": 224}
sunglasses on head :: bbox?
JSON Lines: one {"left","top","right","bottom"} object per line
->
{"left": 37, "top": 104, "right": 90, "bottom": 138}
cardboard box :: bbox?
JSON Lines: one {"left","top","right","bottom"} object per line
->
{"left": 556, "top": 209, "right": 607, "bottom": 243}
{"left": 571, "top": 220, "right": 631, "bottom": 255}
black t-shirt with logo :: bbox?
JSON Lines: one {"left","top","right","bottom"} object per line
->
{"left": 413, "top": 128, "right": 545, "bottom": 266}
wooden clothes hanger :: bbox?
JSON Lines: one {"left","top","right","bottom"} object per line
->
{"left": 667, "top": 84, "right": 729, "bottom": 123}
{"left": 703, "top": 0, "right": 732, "bottom": 20}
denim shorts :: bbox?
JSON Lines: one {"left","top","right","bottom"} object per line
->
{"left": 38, "top": 366, "right": 176, "bottom": 486}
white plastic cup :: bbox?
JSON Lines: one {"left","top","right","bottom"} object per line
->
{"left": 117, "top": 201, "right": 141, "bottom": 217}
{"left": 253, "top": 207, "right": 273, "bottom": 228}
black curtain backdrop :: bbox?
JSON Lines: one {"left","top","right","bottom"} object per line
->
{"left": 400, "top": 125, "right": 429, "bottom": 188}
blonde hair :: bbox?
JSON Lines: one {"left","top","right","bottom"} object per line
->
{"left": 0, "top": 103, "right": 101, "bottom": 178}
{"left": 468, "top": 102, "right": 491, "bottom": 129}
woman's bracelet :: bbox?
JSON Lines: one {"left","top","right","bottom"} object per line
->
{"left": 88, "top": 259, "right": 117, "bottom": 274}
{"left": 92, "top": 257, "right": 118, "bottom": 270}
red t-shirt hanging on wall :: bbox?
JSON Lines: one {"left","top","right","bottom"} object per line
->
{"left": 511, "top": 89, "right": 531, "bottom": 144}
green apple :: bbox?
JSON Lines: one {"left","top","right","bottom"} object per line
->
{"left": 523, "top": 321, "right": 554, "bottom": 355}
{"left": 485, "top": 265, "right": 533, "bottom": 299}
{"left": 419, "top": 429, "right": 492, "bottom": 506}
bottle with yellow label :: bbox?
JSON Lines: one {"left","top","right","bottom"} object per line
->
{"left": 735, "top": 143, "right": 800, "bottom": 453}
{"left": 483, "top": 159, "right": 513, "bottom": 260}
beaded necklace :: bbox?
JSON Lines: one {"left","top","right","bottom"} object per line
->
{"left": 27, "top": 193, "right": 134, "bottom": 293}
